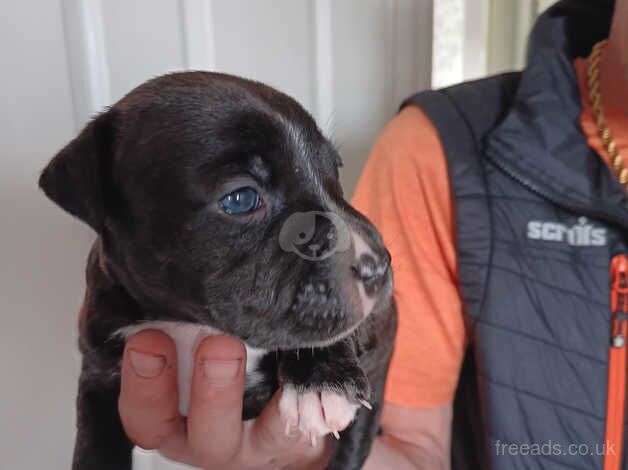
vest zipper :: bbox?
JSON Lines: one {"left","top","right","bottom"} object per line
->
{"left": 605, "top": 254, "right": 628, "bottom": 470}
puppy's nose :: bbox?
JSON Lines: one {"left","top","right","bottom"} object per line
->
{"left": 351, "top": 250, "right": 391, "bottom": 295}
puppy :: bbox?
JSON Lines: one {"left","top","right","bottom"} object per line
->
{"left": 39, "top": 72, "right": 396, "bottom": 470}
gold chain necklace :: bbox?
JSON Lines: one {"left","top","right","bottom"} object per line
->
{"left": 587, "top": 40, "right": 627, "bottom": 189}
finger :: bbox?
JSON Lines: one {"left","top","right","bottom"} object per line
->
{"left": 187, "top": 335, "right": 246, "bottom": 464}
{"left": 247, "top": 386, "right": 303, "bottom": 458}
{"left": 119, "top": 330, "right": 184, "bottom": 451}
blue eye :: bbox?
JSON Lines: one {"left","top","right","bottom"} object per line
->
{"left": 218, "top": 187, "right": 261, "bottom": 215}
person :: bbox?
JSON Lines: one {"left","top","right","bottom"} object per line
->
{"left": 117, "top": 0, "right": 628, "bottom": 468}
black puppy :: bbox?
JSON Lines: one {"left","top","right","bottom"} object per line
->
{"left": 39, "top": 72, "right": 396, "bottom": 470}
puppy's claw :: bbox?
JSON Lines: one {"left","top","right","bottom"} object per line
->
{"left": 359, "top": 399, "right": 372, "bottom": 410}
{"left": 332, "top": 429, "right": 340, "bottom": 440}
{"left": 285, "top": 421, "right": 291, "bottom": 436}
{"left": 310, "top": 432, "right": 317, "bottom": 447}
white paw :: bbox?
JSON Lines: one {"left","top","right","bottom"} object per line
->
{"left": 278, "top": 384, "right": 361, "bottom": 444}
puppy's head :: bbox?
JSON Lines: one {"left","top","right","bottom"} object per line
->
{"left": 39, "top": 72, "right": 391, "bottom": 349}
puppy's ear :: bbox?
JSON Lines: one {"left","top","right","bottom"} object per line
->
{"left": 39, "top": 109, "right": 118, "bottom": 232}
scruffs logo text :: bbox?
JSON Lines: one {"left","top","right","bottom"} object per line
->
{"left": 527, "top": 217, "right": 607, "bottom": 247}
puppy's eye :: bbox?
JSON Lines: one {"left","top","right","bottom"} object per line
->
{"left": 219, "top": 187, "right": 261, "bottom": 215}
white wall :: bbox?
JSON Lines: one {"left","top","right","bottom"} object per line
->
{"left": 0, "top": 2, "right": 87, "bottom": 469}
{"left": 0, "top": 1, "right": 431, "bottom": 469}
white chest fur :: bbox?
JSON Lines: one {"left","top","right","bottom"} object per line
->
{"left": 115, "top": 321, "right": 268, "bottom": 415}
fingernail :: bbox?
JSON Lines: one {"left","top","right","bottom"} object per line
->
{"left": 129, "top": 350, "right": 166, "bottom": 378}
{"left": 201, "top": 359, "right": 242, "bottom": 386}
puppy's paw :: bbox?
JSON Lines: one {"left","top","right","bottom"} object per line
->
{"left": 278, "top": 383, "right": 366, "bottom": 444}
{"left": 277, "top": 340, "right": 371, "bottom": 442}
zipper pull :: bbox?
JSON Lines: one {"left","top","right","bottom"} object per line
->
{"left": 610, "top": 255, "right": 628, "bottom": 348}
{"left": 613, "top": 334, "right": 625, "bottom": 349}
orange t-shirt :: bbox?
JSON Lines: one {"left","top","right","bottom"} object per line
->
{"left": 351, "top": 59, "right": 628, "bottom": 409}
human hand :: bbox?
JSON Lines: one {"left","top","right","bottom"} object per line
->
{"left": 118, "top": 330, "right": 331, "bottom": 469}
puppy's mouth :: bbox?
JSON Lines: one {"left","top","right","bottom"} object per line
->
{"left": 284, "top": 278, "right": 349, "bottom": 344}
{"left": 285, "top": 280, "right": 392, "bottom": 349}
{"left": 284, "top": 267, "right": 392, "bottom": 349}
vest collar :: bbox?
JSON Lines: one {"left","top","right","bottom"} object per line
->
{"left": 485, "top": 49, "right": 628, "bottom": 231}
